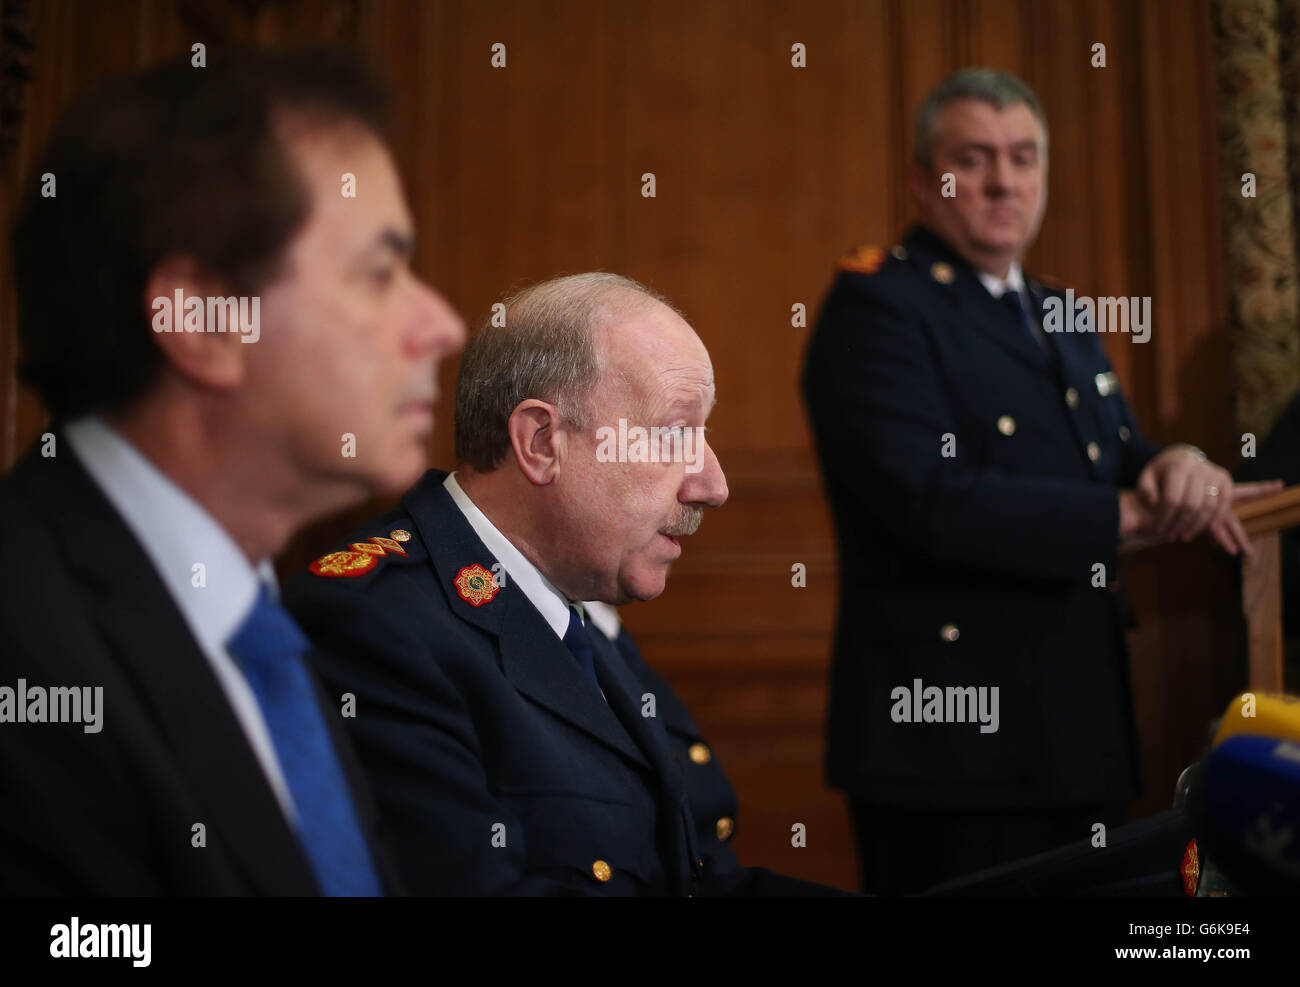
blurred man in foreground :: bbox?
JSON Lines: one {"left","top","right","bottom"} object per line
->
{"left": 0, "top": 47, "right": 465, "bottom": 894}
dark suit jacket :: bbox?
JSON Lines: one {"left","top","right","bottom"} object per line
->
{"left": 608, "top": 627, "right": 741, "bottom": 872}
{"left": 802, "top": 225, "right": 1161, "bottom": 810}
{"left": 0, "top": 438, "right": 399, "bottom": 894}
{"left": 285, "top": 469, "right": 842, "bottom": 895}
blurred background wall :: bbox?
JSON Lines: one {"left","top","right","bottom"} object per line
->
{"left": 1, "top": 0, "right": 1275, "bottom": 888}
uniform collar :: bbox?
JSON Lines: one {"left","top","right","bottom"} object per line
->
{"left": 442, "top": 471, "right": 574, "bottom": 640}
{"left": 906, "top": 225, "right": 1026, "bottom": 296}
{"left": 977, "top": 261, "right": 1026, "bottom": 300}
{"left": 902, "top": 226, "right": 1051, "bottom": 371}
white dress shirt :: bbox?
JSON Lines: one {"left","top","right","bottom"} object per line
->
{"left": 977, "top": 259, "right": 1027, "bottom": 302}
{"left": 584, "top": 600, "right": 623, "bottom": 642}
{"left": 444, "top": 473, "right": 613, "bottom": 701}
{"left": 64, "top": 416, "right": 297, "bottom": 823}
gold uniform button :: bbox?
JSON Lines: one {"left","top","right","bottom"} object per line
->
{"left": 389, "top": 529, "right": 412, "bottom": 542}
{"left": 1065, "top": 387, "right": 1079, "bottom": 408}
{"left": 997, "top": 415, "right": 1016, "bottom": 436}
{"left": 1087, "top": 442, "right": 1101, "bottom": 463}
{"left": 716, "top": 816, "right": 735, "bottom": 841}
{"left": 1118, "top": 426, "right": 1131, "bottom": 442}
{"left": 939, "top": 623, "right": 960, "bottom": 643}
{"left": 931, "top": 261, "right": 955, "bottom": 284}
{"left": 591, "top": 860, "right": 612, "bottom": 882}
{"left": 688, "top": 743, "right": 712, "bottom": 765}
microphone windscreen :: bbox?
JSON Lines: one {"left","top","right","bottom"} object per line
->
{"left": 1193, "top": 734, "right": 1300, "bottom": 894}
{"left": 1211, "top": 692, "right": 1300, "bottom": 748}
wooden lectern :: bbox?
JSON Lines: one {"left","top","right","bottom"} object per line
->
{"left": 1235, "top": 486, "right": 1300, "bottom": 691}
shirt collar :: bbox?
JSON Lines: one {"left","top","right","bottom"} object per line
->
{"left": 63, "top": 416, "right": 273, "bottom": 653}
{"left": 583, "top": 600, "right": 622, "bottom": 641}
{"left": 977, "top": 260, "right": 1026, "bottom": 300}
{"left": 443, "top": 471, "right": 574, "bottom": 639}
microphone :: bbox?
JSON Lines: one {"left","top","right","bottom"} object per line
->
{"left": 1211, "top": 691, "right": 1300, "bottom": 747}
{"left": 1190, "top": 733, "right": 1300, "bottom": 895}
{"left": 924, "top": 808, "right": 1193, "bottom": 896}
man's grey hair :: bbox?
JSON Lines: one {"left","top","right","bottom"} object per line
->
{"left": 913, "top": 67, "right": 1048, "bottom": 170}
{"left": 455, "top": 272, "right": 676, "bottom": 472}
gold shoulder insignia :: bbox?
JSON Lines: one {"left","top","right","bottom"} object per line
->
{"left": 838, "top": 245, "right": 886, "bottom": 275}
{"left": 309, "top": 549, "right": 378, "bottom": 579}
{"left": 309, "top": 533, "right": 411, "bottom": 578}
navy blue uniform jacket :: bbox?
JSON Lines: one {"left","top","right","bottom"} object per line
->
{"left": 608, "top": 627, "right": 741, "bottom": 872}
{"left": 802, "top": 225, "right": 1162, "bottom": 810}
{"left": 285, "top": 469, "right": 838, "bottom": 895}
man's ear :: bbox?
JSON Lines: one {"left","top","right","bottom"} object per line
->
{"left": 507, "top": 399, "right": 562, "bottom": 485}
{"left": 143, "top": 256, "right": 250, "bottom": 391}
{"left": 906, "top": 161, "right": 930, "bottom": 213}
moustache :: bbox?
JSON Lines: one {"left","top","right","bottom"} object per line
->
{"left": 663, "top": 506, "right": 704, "bottom": 538}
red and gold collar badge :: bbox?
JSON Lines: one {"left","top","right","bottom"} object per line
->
{"left": 454, "top": 563, "right": 499, "bottom": 606}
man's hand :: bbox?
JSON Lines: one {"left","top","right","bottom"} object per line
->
{"left": 1132, "top": 445, "right": 1283, "bottom": 556}
{"left": 1136, "top": 444, "right": 1231, "bottom": 542}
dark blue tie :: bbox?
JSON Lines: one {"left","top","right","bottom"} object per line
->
{"left": 1002, "top": 288, "right": 1045, "bottom": 349}
{"left": 227, "top": 585, "right": 382, "bottom": 897}
{"left": 562, "top": 606, "right": 600, "bottom": 687}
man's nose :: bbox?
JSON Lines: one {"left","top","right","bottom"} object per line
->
{"left": 408, "top": 277, "right": 466, "bottom": 358}
{"left": 985, "top": 153, "right": 1014, "bottom": 196}
{"left": 682, "top": 440, "right": 728, "bottom": 509}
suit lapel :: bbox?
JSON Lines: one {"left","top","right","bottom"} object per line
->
{"left": 308, "top": 663, "right": 404, "bottom": 893}
{"left": 403, "top": 470, "right": 649, "bottom": 770}
{"left": 12, "top": 443, "right": 319, "bottom": 894}
{"left": 1029, "top": 280, "right": 1095, "bottom": 451}
{"left": 1024, "top": 279, "right": 1060, "bottom": 363}
{"left": 588, "top": 625, "right": 699, "bottom": 893}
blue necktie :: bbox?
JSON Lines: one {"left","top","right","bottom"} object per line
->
{"left": 1002, "top": 288, "right": 1045, "bottom": 350}
{"left": 562, "top": 606, "right": 600, "bottom": 687}
{"left": 227, "top": 585, "right": 382, "bottom": 896}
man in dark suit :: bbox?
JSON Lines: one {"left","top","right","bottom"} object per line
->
{"left": 801, "top": 67, "right": 1279, "bottom": 894}
{"left": 286, "top": 273, "right": 842, "bottom": 895}
{"left": 0, "top": 47, "right": 465, "bottom": 894}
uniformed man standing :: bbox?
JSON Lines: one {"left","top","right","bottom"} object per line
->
{"left": 801, "top": 67, "right": 1280, "bottom": 895}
